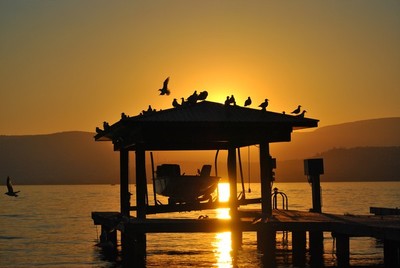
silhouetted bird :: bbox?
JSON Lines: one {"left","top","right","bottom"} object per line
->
{"left": 172, "top": 98, "right": 180, "bottom": 108}
{"left": 297, "top": 110, "right": 307, "bottom": 118}
{"left": 291, "top": 105, "right": 302, "bottom": 114}
{"left": 244, "top": 97, "right": 252, "bottom": 107}
{"left": 5, "top": 176, "right": 19, "bottom": 197}
{"left": 103, "top": 121, "right": 110, "bottom": 130}
{"left": 159, "top": 77, "right": 171, "bottom": 96}
{"left": 197, "top": 91, "right": 208, "bottom": 101}
{"left": 258, "top": 99, "right": 269, "bottom": 111}
{"left": 187, "top": 91, "right": 198, "bottom": 104}
{"left": 229, "top": 95, "right": 236, "bottom": 105}
{"left": 180, "top": 97, "right": 186, "bottom": 106}
{"left": 121, "top": 112, "right": 128, "bottom": 119}
{"left": 224, "top": 96, "right": 230, "bottom": 105}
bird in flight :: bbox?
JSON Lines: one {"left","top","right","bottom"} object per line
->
{"left": 5, "top": 176, "right": 20, "bottom": 197}
{"left": 159, "top": 77, "right": 171, "bottom": 96}
{"left": 291, "top": 105, "right": 302, "bottom": 114}
{"left": 244, "top": 97, "right": 252, "bottom": 107}
{"left": 258, "top": 99, "right": 269, "bottom": 111}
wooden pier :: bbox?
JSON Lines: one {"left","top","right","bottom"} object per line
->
{"left": 92, "top": 208, "right": 400, "bottom": 267}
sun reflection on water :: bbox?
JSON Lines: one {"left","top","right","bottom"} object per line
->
{"left": 213, "top": 232, "right": 232, "bottom": 268}
{"left": 214, "top": 183, "right": 232, "bottom": 267}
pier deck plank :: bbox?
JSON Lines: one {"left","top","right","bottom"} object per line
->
{"left": 92, "top": 209, "right": 400, "bottom": 241}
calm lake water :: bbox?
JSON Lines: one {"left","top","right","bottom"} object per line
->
{"left": 1, "top": 182, "right": 399, "bottom": 267}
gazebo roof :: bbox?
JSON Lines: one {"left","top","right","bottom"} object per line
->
{"left": 95, "top": 101, "right": 318, "bottom": 150}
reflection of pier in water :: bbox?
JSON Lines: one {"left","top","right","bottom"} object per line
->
{"left": 92, "top": 100, "right": 400, "bottom": 267}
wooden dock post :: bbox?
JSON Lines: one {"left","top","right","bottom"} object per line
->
{"left": 259, "top": 142, "right": 273, "bottom": 217}
{"left": 304, "top": 159, "right": 324, "bottom": 266}
{"left": 304, "top": 158, "right": 324, "bottom": 213}
{"left": 120, "top": 148, "right": 130, "bottom": 216}
{"left": 292, "top": 231, "right": 307, "bottom": 267}
{"left": 335, "top": 233, "right": 350, "bottom": 267}
{"left": 134, "top": 144, "right": 147, "bottom": 261}
{"left": 259, "top": 225, "right": 276, "bottom": 266}
{"left": 228, "top": 146, "right": 241, "bottom": 249}
{"left": 384, "top": 239, "right": 400, "bottom": 267}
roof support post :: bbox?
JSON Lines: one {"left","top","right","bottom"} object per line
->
{"left": 259, "top": 142, "right": 272, "bottom": 217}
{"left": 228, "top": 146, "right": 238, "bottom": 218}
{"left": 135, "top": 144, "right": 147, "bottom": 219}
{"left": 228, "top": 146, "right": 242, "bottom": 249}
{"left": 120, "top": 148, "right": 130, "bottom": 216}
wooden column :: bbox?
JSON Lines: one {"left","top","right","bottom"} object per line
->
{"left": 292, "top": 231, "right": 307, "bottom": 267}
{"left": 134, "top": 144, "right": 147, "bottom": 262}
{"left": 228, "top": 146, "right": 241, "bottom": 249}
{"left": 135, "top": 144, "right": 147, "bottom": 219}
{"left": 120, "top": 148, "right": 130, "bottom": 216}
{"left": 259, "top": 142, "right": 272, "bottom": 217}
{"left": 335, "top": 234, "right": 350, "bottom": 267}
{"left": 259, "top": 225, "right": 276, "bottom": 266}
{"left": 384, "top": 239, "right": 400, "bottom": 267}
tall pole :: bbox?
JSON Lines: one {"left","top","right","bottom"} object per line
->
{"left": 135, "top": 144, "right": 147, "bottom": 219}
{"left": 120, "top": 148, "right": 130, "bottom": 216}
{"left": 259, "top": 142, "right": 273, "bottom": 217}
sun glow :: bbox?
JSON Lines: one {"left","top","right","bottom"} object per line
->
{"left": 218, "top": 182, "right": 230, "bottom": 202}
{"left": 217, "top": 182, "right": 230, "bottom": 219}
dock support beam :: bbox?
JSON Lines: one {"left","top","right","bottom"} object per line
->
{"left": 228, "top": 146, "right": 241, "bottom": 249}
{"left": 134, "top": 144, "right": 147, "bottom": 262}
{"left": 259, "top": 142, "right": 273, "bottom": 217}
{"left": 335, "top": 233, "right": 350, "bottom": 267}
{"left": 120, "top": 149, "right": 130, "bottom": 216}
{"left": 135, "top": 144, "right": 147, "bottom": 219}
{"left": 292, "top": 231, "right": 307, "bottom": 267}
{"left": 384, "top": 239, "right": 400, "bottom": 267}
{"left": 258, "top": 225, "right": 276, "bottom": 266}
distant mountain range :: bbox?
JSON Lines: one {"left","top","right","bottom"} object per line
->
{"left": 0, "top": 118, "right": 399, "bottom": 184}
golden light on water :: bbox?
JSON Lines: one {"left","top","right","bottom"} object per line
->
{"left": 213, "top": 232, "right": 232, "bottom": 268}
{"left": 217, "top": 182, "right": 231, "bottom": 219}
{"left": 214, "top": 183, "right": 232, "bottom": 267}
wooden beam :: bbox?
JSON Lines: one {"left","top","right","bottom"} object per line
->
{"left": 120, "top": 149, "right": 130, "bottom": 216}
{"left": 135, "top": 144, "right": 147, "bottom": 219}
{"left": 259, "top": 142, "right": 272, "bottom": 217}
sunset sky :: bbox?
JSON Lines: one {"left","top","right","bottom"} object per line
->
{"left": 1, "top": 1, "right": 399, "bottom": 135}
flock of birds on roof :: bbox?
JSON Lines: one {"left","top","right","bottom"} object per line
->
{"left": 158, "top": 77, "right": 307, "bottom": 116}
{"left": 96, "top": 77, "right": 307, "bottom": 134}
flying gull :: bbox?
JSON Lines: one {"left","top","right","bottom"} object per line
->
{"left": 159, "top": 77, "right": 171, "bottom": 96}
{"left": 5, "top": 176, "right": 20, "bottom": 197}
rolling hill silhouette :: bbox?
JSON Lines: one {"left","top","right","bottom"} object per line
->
{"left": 0, "top": 118, "right": 399, "bottom": 184}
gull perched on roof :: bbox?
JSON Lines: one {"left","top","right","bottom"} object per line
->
{"left": 258, "top": 99, "right": 269, "bottom": 111}
{"left": 244, "top": 97, "right": 252, "bottom": 107}
{"left": 291, "top": 105, "right": 302, "bottom": 114}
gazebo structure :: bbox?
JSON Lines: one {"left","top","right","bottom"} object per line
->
{"left": 94, "top": 100, "right": 318, "bottom": 219}
{"left": 92, "top": 100, "right": 400, "bottom": 267}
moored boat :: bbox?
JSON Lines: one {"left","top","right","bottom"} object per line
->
{"left": 155, "top": 164, "right": 220, "bottom": 204}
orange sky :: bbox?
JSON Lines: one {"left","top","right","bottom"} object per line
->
{"left": 1, "top": 1, "right": 399, "bottom": 135}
